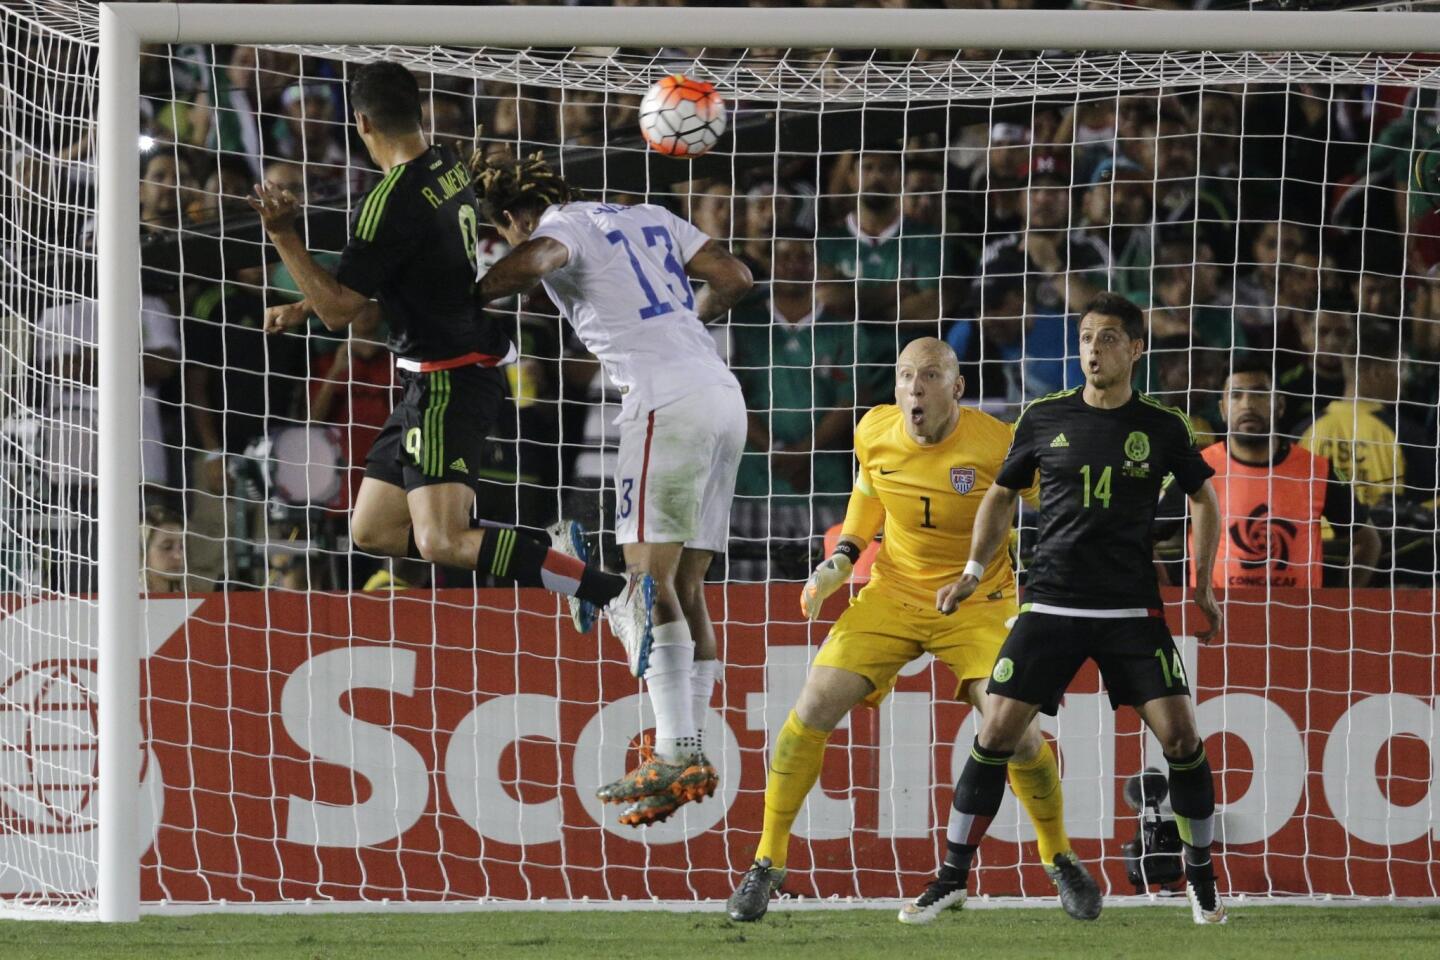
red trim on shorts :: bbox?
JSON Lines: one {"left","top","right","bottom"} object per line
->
{"left": 414, "top": 351, "right": 505, "bottom": 372}
{"left": 637, "top": 411, "right": 656, "bottom": 542}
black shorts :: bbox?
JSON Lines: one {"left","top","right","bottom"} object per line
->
{"left": 365, "top": 364, "right": 504, "bottom": 492}
{"left": 986, "top": 610, "right": 1189, "bottom": 716}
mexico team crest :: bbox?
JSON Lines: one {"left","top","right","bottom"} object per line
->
{"left": 950, "top": 466, "right": 976, "bottom": 494}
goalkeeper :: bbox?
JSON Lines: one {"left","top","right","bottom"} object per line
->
{"left": 726, "top": 338, "right": 1099, "bottom": 925}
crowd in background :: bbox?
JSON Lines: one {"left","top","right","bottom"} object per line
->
{"left": 5, "top": 0, "right": 1440, "bottom": 594}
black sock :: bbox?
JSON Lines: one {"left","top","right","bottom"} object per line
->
{"left": 476, "top": 526, "right": 547, "bottom": 583}
{"left": 939, "top": 739, "right": 1013, "bottom": 887}
{"left": 473, "top": 526, "right": 625, "bottom": 604}
{"left": 1166, "top": 744, "right": 1218, "bottom": 904}
{"left": 1183, "top": 845, "right": 1217, "bottom": 908}
{"left": 576, "top": 566, "right": 627, "bottom": 605}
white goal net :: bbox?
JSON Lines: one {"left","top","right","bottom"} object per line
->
{"left": 2, "top": 0, "right": 1438, "bottom": 917}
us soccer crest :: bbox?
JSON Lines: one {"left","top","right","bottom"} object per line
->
{"left": 950, "top": 466, "right": 976, "bottom": 494}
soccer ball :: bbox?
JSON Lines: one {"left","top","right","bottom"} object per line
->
{"left": 638, "top": 75, "right": 726, "bottom": 158}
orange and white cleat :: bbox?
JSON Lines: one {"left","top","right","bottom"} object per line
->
{"left": 596, "top": 738, "right": 719, "bottom": 806}
{"left": 617, "top": 792, "right": 682, "bottom": 827}
{"left": 614, "top": 756, "right": 717, "bottom": 827}
{"left": 684, "top": 754, "right": 718, "bottom": 801}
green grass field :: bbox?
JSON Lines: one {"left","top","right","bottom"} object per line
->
{"left": 2, "top": 906, "right": 1436, "bottom": 960}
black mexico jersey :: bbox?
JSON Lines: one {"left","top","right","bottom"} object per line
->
{"left": 336, "top": 143, "right": 509, "bottom": 363}
{"left": 995, "top": 388, "right": 1215, "bottom": 610}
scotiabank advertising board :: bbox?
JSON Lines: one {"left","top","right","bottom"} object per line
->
{"left": 1, "top": 586, "right": 1437, "bottom": 903}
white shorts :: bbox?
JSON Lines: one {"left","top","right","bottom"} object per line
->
{"left": 614, "top": 384, "right": 746, "bottom": 551}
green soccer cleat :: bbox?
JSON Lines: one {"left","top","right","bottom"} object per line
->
{"left": 1046, "top": 852, "right": 1103, "bottom": 920}
{"left": 897, "top": 879, "right": 966, "bottom": 925}
{"left": 726, "top": 858, "right": 785, "bottom": 922}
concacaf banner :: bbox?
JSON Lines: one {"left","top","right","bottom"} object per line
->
{"left": 1, "top": 586, "right": 1437, "bottom": 904}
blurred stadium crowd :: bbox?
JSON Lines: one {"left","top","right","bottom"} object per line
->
{"left": 5, "top": 0, "right": 1440, "bottom": 593}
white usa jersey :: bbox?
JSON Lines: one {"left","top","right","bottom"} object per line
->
{"left": 530, "top": 201, "right": 740, "bottom": 422}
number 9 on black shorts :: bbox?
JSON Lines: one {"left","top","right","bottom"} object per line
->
{"left": 365, "top": 365, "right": 503, "bottom": 491}
{"left": 986, "top": 610, "right": 1189, "bottom": 716}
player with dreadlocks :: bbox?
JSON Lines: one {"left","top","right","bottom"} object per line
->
{"left": 249, "top": 62, "right": 652, "bottom": 654}
{"left": 473, "top": 151, "right": 753, "bottom": 826}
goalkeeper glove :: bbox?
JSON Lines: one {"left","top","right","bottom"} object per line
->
{"left": 800, "top": 553, "right": 853, "bottom": 620}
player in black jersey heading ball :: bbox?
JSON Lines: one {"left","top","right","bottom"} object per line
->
{"left": 907, "top": 293, "right": 1228, "bottom": 925}
{"left": 248, "top": 62, "right": 653, "bottom": 654}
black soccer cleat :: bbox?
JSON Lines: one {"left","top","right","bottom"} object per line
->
{"left": 1047, "top": 852, "right": 1103, "bottom": 921}
{"left": 726, "top": 858, "right": 785, "bottom": 922}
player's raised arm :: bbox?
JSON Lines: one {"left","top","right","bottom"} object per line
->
{"left": 264, "top": 297, "right": 382, "bottom": 336}
{"left": 250, "top": 182, "right": 372, "bottom": 331}
{"left": 801, "top": 467, "right": 886, "bottom": 620}
{"left": 1186, "top": 479, "right": 1223, "bottom": 642}
{"left": 476, "top": 235, "right": 570, "bottom": 305}
{"left": 686, "top": 239, "right": 753, "bottom": 324}
{"left": 936, "top": 482, "right": 1019, "bottom": 614}
{"left": 262, "top": 296, "right": 311, "bottom": 335}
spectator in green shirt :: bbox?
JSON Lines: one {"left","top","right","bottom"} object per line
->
{"left": 730, "top": 232, "right": 870, "bottom": 580}
{"left": 817, "top": 149, "right": 949, "bottom": 340}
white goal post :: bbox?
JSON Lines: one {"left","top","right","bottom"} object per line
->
{"left": 64, "top": 0, "right": 1440, "bottom": 923}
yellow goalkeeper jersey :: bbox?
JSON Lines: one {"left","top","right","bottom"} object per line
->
{"left": 852, "top": 404, "right": 1034, "bottom": 609}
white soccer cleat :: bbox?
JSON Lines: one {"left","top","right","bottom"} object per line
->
{"left": 897, "top": 880, "right": 966, "bottom": 924}
{"left": 605, "top": 571, "right": 655, "bottom": 677}
{"left": 1187, "top": 882, "right": 1228, "bottom": 925}
{"left": 546, "top": 519, "right": 597, "bottom": 634}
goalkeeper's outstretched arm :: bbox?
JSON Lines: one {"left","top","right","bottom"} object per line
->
{"left": 936, "top": 482, "right": 1019, "bottom": 614}
{"left": 837, "top": 477, "right": 885, "bottom": 554}
{"left": 800, "top": 480, "right": 885, "bottom": 620}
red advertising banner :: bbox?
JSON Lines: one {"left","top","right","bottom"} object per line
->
{"left": 2, "top": 586, "right": 1438, "bottom": 903}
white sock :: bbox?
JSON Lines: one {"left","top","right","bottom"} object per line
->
{"left": 690, "top": 659, "right": 722, "bottom": 754}
{"left": 644, "top": 621, "right": 696, "bottom": 763}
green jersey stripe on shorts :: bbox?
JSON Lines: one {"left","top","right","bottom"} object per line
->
{"left": 365, "top": 365, "right": 504, "bottom": 493}
{"left": 424, "top": 371, "right": 453, "bottom": 477}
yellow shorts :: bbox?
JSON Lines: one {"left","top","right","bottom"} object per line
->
{"left": 813, "top": 585, "right": 1015, "bottom": 707}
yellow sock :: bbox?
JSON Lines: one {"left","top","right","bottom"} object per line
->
{"left": 753, "top": 710, "right": 831, "bottom": 871}
{"left": 1008, "top": 739, "right": 1071, "bottom": 866}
